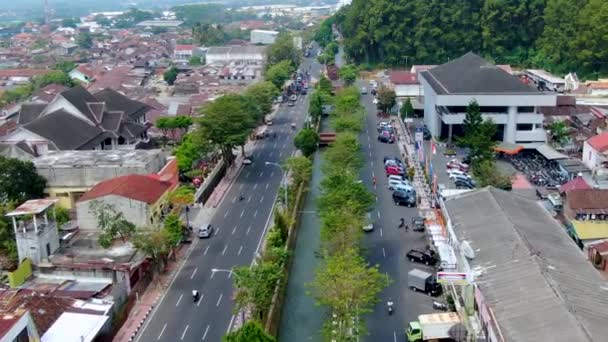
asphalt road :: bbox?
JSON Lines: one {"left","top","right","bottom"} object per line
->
{"left": 135, "top": 57, "right": 321, "bottom": 342}
{"left": 357, "top": 81, "right": 437, "bottom": 341}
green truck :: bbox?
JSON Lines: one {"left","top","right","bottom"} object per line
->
{"left": 406, "top": 313, "right": 460, "bottom": 342}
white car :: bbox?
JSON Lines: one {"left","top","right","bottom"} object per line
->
{"left": 393, "top": 183, "right": 414, "bottom": 193}
{"left": 363, "top": 212, "right": 374, "bottom": 232}
{"left": 388, "top": 175, "right": 406, "bottom": 183}
{"left": 446, "top": 169, "right": 469, "bottom": 178}
{"left": 388, "top": 179, "right": 409, "bottom": 191}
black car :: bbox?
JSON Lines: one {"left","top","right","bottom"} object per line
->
{"left": 378, "top": 132, "right": 395, "bottom": 144}
{"left": 422, "top": 125, "right": 431, "bottom": 140}
{"left": 411, "top": 216, "right": 425, "bottom": 231}
{"left": 406, "top": 249, "right": 437, "bottom": 266}
{"left": 454, "top": 179, "right": 476, "bottom": 189}
{"left": 393, "top": 190, "right": 416, "bottom": 207}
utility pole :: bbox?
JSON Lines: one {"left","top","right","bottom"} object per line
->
{"left": 42, "top": 0, "right": 50, "bottom": 25}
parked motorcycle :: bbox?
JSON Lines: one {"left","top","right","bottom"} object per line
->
{"left": 433, "top": 301, "right": 448, "bottom": 311}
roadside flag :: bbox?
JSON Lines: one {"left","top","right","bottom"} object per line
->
{"left": 431, "top": 141, "right": 437, "bottom": 155}
{"left": 433, "top": 174, "right": 438, "bottom": 194}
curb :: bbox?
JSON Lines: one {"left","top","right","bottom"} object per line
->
{"left": 127, "top": 306, "right": 153, "bottom": 342}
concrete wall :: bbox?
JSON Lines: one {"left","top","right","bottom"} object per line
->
{"left": 76, "top": 195, "right": 150, "bottom": 231}
{"left": 582, "top": 141, "right": 598, "bottom": 170}
{"left": 395, "top": 84, "right": 420, "bottom": 97}
{"left": 422, "top": 77, "right": 440, "bottom": 137}
{"left": 250, "top": 30, "right": 278, "bottom": 44}
{"left": 16, "top": 224, "right": 59, "bottom": 265}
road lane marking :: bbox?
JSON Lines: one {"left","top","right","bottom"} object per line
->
{"left": 245, "top": 171, "right": 250, "bottom": 178}
{"left": 215, "top": 227, "right": 221, "bottom": 235}
{"left": 190, "top": 267, "right": 198, "bottom": 279}
{"left": 216, "top": 293, "right": 223, "bottom": 307}
{"left": 181, "top": 325, "right": 189, "bottom": 340}
{"left": 382, "top": 248, "right": 386, "bottom": 258}
{"left": 377, "top": 211, "right": 381, "bottom": 219}
{"left": 232, "top": 226, "right": 237, "bottom": 235}
{"left": 157, "top": 323, "right": 167, "bottom": 340}
{"left": 202, "top": 325, "right": 210, "bottom": 340}
{"left": 371, "top": 161, "right": 374, "bottom": 167}
{"left": 279, "top": 151, "right": 283, "bottom": 158}
{"left": 222, "top": 245, "right": 228, "bottom": 255}
{"left": 176, "top": 294, "right": 183, "bottom": 307}
{"left": 265, "top": 183, "right": 269, "bottom": 189}
{"left": 224, "top": 210, "right": 229, "bottom": 218}
{"left": 196, "top": 294, "right": 204, "bottom": 307}
{"left": 247, "top": 195, "right": 252, "bottom": 202}
{"left": 204, "top": 245, "right": 209, "bottom": 255}
{"left": 210, "top": 271, "right": 215, "bottom": 279}
{"left": 260, "top": 195, "right": 264, "bottom": 203}
{"left": 270, "top": 171, "right": 274, "bottom": 177}
{"left": 380, "top": 228, "right": 383, "bottom": 237}
{"left": 246, "top": 226, "right": 251, "bottom": 235}
{"left": 240, "top": 209, "right": 245, "bottom": 218}
{"left": 231, "top": 196, "right": 237, "bottom": 204}
{"left": 368, "top": 143, "right": 371, "bottom": 149}
{"left": 238, "top": 245, "right": 243, "bottom": 255}
{"left": 254, "top": 210, "right": 258, "bottom": 218}
{"left": 253, "top": 184, "right": 258, "bottom": 190}
{"left": 369, "top": 151, "right": 372, "bottom": 157}
{"left": 239, "top": 183, "right": 243, "bottom": 190}
{"left": 259, "top": 171, "right": 264, "bottom": 177}
{"left": 394, "top": 331, "right": 397, "bottom": 342}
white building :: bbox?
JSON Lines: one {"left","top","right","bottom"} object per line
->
{"left": 525, "top": 69, "right": 566, "bottom": 93}
{"left": 582, "top": 132, "right": 608, "bottom": 171}
{"left": 388, "top": 71, "right": 420, "bottom": 97}
{"left": 420, "top": 53, "right": 556, "bottom": 147}
{"left": 205, "top": 45, "right": 266, "bottom": 65}
{"left": 250, "top": 30, "right": 279, "bottom": 45}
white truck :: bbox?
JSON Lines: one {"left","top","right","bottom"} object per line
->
{"left": 406, "top": 313, "right": 461, "bottom": 342}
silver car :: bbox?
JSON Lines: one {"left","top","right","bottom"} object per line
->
{"left": 198, "top": 224, "right": 214, "bottom": 238}
{"left": 363, "top": 212, "right": 374, "bottom": 232}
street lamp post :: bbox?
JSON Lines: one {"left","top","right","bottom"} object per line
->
{"left": 211, "top": 268, "right": 246, "bottom": 325}
{"left": 265, "top": 162, "right": 288, "bottom": 208}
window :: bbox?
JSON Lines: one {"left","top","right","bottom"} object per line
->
{"left": 518, "top": 106, "right": 535, "bottom": 113}
{"left": 516, "top": 123, "right": 533, "bottom": 131}
{"left": 534, "top": 124, "right": 542, "bottom": 129}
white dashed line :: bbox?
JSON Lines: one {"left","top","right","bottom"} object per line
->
{"left": 259, "top": 171, "right": 264, "bottom": 177}
{"left": 377, "top": 211, "right": 381, "bottom": 219}
{"left": 157, "top": 323, "right": 167, "bottom": 340}
{"left": 216, "top": 293, "right": 223, "bottom": 307}
{"left": 196, "top": 294, "right": 204, "bottom": 307}
{"left": 190, "top": 267, "right": 198, "bottom": 279}
{"left": 239, "top": 183, "right": 244, "bottom": 190}
{"left": 245, "top": 171, "right": 250, "bottom": 178}
{"left": 238, "top": 245, "right": 243, "bottom": 255}
{"left": 231, "top": 196, "right": 237, "bottom": 204}
{"left": 202, "top": 325, "right": 210, "bottom": 340}
{"left": 247, "top": 195, "right": 252, "bottom": 202}
{"left": 224, "top": 211, "right": 229, "bottom": 218}
{"left": 175, "top": 294, "right": 183, "bottom": 307}
{"left": 380, "top": 228, "right": 383, "bottom": 237}
{"left": 393, "top": 331, "right": 397, "bottom": 342}
{"left": 279, "top": 151, "right": 283, "bottom": 158}
{"left": 210, "top": 271, "right": 215, "bottom": 279}
{"left": 260, "top": 195, "right": 264, "bottom": 203}
{"left": 181, "top": 325, "right": 189, "bottom": 340}
{"left": 270, "top": 171, "right": 274, "bottom": 177}
{"left": 382, "top": 248, "right": 386, "bottom": 258}
{"left": 232, "top": 226, "right": 237, "bottom": 235}
{"left": 254, "top": 210, "right": 258, "bottom": 218}
{"left": 222, "top": 245, "right": 228, "bottom": 255}
{"left": 240, "top": 210, "right": 245, "bottom": 218}
{"left": 253, "top": 184, "right": 258, "bottom": 190}
{"left": 246, "top": 226, "right": 251, "bottom": 235}
{"left": 204, "top": 245, "right": 209, "bottom": 255}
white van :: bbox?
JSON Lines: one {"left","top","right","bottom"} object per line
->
{"left": 393, "top": 183, "right": 415, "bottom": 193}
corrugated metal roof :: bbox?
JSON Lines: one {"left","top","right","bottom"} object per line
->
{"left": 445, "top": 187, "right": 608, "bottom": 342}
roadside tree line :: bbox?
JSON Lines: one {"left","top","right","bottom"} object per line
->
{"left": 308, "top": 85, "right": 389, "bottom": 341}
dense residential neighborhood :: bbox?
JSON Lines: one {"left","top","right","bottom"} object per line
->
{"left": 0, "top": 0, "right": 607, "bottom": 342}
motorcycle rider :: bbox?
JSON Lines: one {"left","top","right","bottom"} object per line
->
{"left": 387, "top": 299, "right": 394, "bottom": 314}
{"left": 192, "top": 290, "right": 200, "bottom": 302}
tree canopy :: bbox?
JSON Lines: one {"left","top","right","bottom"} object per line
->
{"left": 335, "top": 0, "right": 608, "bottom": 78}
{"left": 457, "top": 100, "right": 497, "bottom": 164}
{"left": 265, "top": 32, "right": 301, "bottom": 69}
{"left": 244, "top": 81, "right": 279, "bottom": 116}
{"left": 375, "top": 85, "right": 396, "bottom": 113}
{"left": 223, "top": 321, "right": 276, "bottom": 342}
{"left": 338, "top": 64, "right": 358, "bottom": 86}
{"left": 265, "top": 60, "right": 294, "bottom": 89}
{"left": 89, "top": 201, "right": 136, "bottom": 248}
{"left": 294, "top": 128, "right": 320, "bottom": 157}
{"left": 163, "top": 67, "right": 178, "bottom": 85}
{"left": 0, "top": 156, "right": 46, "bottom": 204}
{"left": 76, "top": 33, "right": 93, "bottom": 49}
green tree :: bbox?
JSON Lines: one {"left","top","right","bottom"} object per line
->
{"left": 233, "top": 261, "right": 283, "bottom": 321}
{"left": 309, "top": 91, "right": 324, "bottom": 123}
{"left": 0, "top": 204, "right": 17, "bottom": 267}
{"left": 266, "top": 32, "right": 301, "bottom": 68}
{"left": 89, "top": 201, "right": 136, "bottom": 248}
{"left": 294, "top": 128, "right": 320, "bottom": 157}
{"left": 314, "top": 17, "right": 335, "bottom": 47}
{"left": 196, "top": 94, "right": 256, "bottom": 164}
{"left": 53, "top": 60, "right": 77, "bottom": 74}
{"left": 375, "top": 85, "right": 396, "bottom": 113}
{"left": 322, "top": 133, "right": 363, "bottom": 174}
{"left": 338, "top": 64, "right": 358, "bottom": 86}
{"left": 188, "top": 56, "right": 202, "bottom": 65}
{"left": 175, "top": 133, "right": 208, "bottom": 171}
{"left": 76, "top": 33, "right": 93, "bottom": 49}
{"left": 114, "top": 8, "right": 154, "bottom": 28}
{"left": 472, "top": 160, "right": 512, "bottom": 190}
{"left": 132, "top": 227, "right": 171, "bottom": 274}
{"left": 61, "top": 17, "right": 80, "bottom": 28}
{"left": 265, "top": 60, "right": 294, "bottom": 89}
{"left": 192, "top": 23, "right": 227, "bottom": 46}
{"left": 284, "top": 156, "right": 313, "bottom": 189}
{"left": 572, "top": 0, "right": 608, "bottom": 77}
{"left": 151, "top": 26, "right": 168, "bottom": 35}
{"left": 400, "top": 97, "right": 414, "bottom": 121}
{"left": 244, "top": 81, "right": 279, "bottom": 116}
{"left": 223, "top": 321, "right": 276, "bottom": 342}
{"left": 458, "top": 100, "right": 497, "bottom": 164}
{"left": 548, "top": 120, "right": 570, "bottom": 147}
{"left": 52, "top": 205, "right": 71, "bottom": 228}
{"left": 308, "top": 248, "right": 389, "bottom": 341}
{"left": 163, "top": 213, "right": 183, "bottom": 245}
{"left": 317, "top": 75, "right": 333, "bottom": 94}
{"left": 95, "top": 15, "right": 112, "bottom": 27}
{"left": 0, "top": 156, "right": 46, "bottom": 203}
{"left": 169, "top": 186, "right": 195, "bottom": 206}
{"left": 33, "top": 70, "right": 73, "bottom": 88}
{"left": 164, "top": 67, "right": 178, "bottom": 85}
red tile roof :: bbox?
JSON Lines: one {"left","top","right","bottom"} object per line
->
{"left": 78, "top": 174, "right": 172, "bottom": 204}
{"left": 566, "top": 189, "right": 608, "bottom": 210}
{"left": 589, "top": 82, "right": 608, "bottom": 90}
{"left": 587, "top": 132, "right": 608, "bottom": 152}
{"left": 589, "top": 240, "right": 608, "bottom": 254}
{"left": 559, "top": 176, "right": 591, "bottom": 193}
{"left": 0, "top": 312, "right": 21, "bottom": 337}
{"left": 389, "top": 71, "right": 418, "bottom": 85}
{"left": 174, "top": 44, "right": 194, "bottom": 52}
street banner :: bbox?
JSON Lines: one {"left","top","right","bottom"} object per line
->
{"left": 437, "top": 272, "right": 469, "bottom": 285}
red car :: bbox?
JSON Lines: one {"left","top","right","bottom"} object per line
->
{"left": 446, "top": 159, "right": 469, "bottom": 172}
{"left": 386, "top": 165, "right": 405, "bottom": 176}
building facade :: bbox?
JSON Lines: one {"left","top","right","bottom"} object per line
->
{"left": 250, "top": 30, "right": 279, "bottom": 45}
{"left": 420, "top": 53, "right": 556, "bottom": 147}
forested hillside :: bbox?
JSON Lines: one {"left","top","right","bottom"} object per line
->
{"left": 334, "top": 0, "right": 608, "bottom": 78}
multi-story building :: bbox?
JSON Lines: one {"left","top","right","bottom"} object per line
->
{"left": 250, "top": 30, "right": 279, "bottom": 45}
{"left": 420, "top": 53, "right": 557, "bottom": 147}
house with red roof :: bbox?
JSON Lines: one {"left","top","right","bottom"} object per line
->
{"left": 388, "top": 70, "right": 420, "bottom": 97}
{"left": 582, "top": 132, "right": 608, "bottom": 171}
{"left": 173, "top": 44, "right": 195, "bottom": 62}
{"left": 68, "top": 64, "right": 98, "bottom": 84}
{"left": 76, "top": 173, "right": 178, "bottom": 230}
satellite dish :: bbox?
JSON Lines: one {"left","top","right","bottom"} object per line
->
{"left": 461, "top": 241, "right": 475, "bottom": 259}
